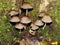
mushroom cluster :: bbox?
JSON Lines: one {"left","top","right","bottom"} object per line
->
{"left": 8, "top": 1, "right": 52, "bottom": 33}
{"left": 38, "top": 12, "right": 52, "bottom": 30}
{"left": 9, "top": 9, "right": 20, "bottom": 25}
{"left": 9, "top": 2, "right": 33, "bottom": 32}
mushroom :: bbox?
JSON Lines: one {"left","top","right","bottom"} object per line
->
{"left": 20, "top": 15, "right": 31, "bottom": 25}
{"left": 8, "top": 10, "right": 19, "bottom": 17}
{"left": 10, "top": 16, "right": 20, "bottom": 25}
{"left": 15, "top": 23, "right": 26, "bottom": 30}
{"left": 39, "top": 35, "right": 44, "bottom": 41}
{"left": 35, "top": 19, "right": 44, "bottom": 27}
{"left": 31, "top": 23, "right": 39, "bottom": 30}
{"left": 38, "top": 12, "right": 45, "bottom": 18}
{"left": 29, "top": 29, "right": 36, "bottom": 35}
{"left": 41, "top": 14, "right": 52, "bottom": 30}
{"left": 21, "top": 2, "right": 33, "bottom": 15}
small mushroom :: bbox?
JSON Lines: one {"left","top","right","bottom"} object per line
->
{"left": 15, "top": 23, "right": 26, "bottom": 30}
{"left": 35, "top": 19, "right": 44, "bottom": 27}
{"left": 39, "top": 35, "right": 44, "bottom": 41}
{"left": 31, "top": 23, "right": 39, "bottom": 30}
{"left": 8, "top": 10, "right": 19, "bottom": 17}
{"left": 21, "top": 2, "right": 33, "bottom": 15}
{"left": 41, "top": 14, "right": 52, "bottom": 30}
{"left": 29, "top": 29, "right": 36, "bottom": 35}
{"left": 10, "top": 16, "right": 20, "bottom": 25}
{"left": 38, "top": 12, "right": 45, "bottom": 18}
{"left": 20, "top": 16, "right": 31, "bottom": 24}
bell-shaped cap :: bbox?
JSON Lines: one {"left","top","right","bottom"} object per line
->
{"left": 21, "top": 16, "right": 31, "bottom": 24}
{"left": 15, "top": 23, "right": 26, "bottom": 30}
{"left": 31, "top": 23, "right": 39, "bottom": 30}
{"left": 42, "top": 14, "right": 52, "bottom": 23}
{"left": 9, "top": 10, "right": 19, "bottom": 16}
{"left": 38, "top": 12, "right": 45, "bottom": 18}
{"left": 35, "top": 19, "right": 44, "bottom": 27}
{"left": 10, "top": 16, "right": 20, "bottom": 23}
{"left": 21, "top": 2, "right": 33, "bottom": 11}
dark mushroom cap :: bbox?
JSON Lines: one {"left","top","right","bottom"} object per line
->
{"left": 42, "top": 14, "right": 52, "bottom": 23}
{"left": 20, "top": 16, "right": 31, "bottom": 24}
{"left": 31, "top": 23, "right": 39, "bottom": 30}
{"left": 15, "top": 23, "right": 26, "bottom": 30}
{"left": 10, "top": 16, "right": 20, "bottom": 23}
{"left": 9, "top": 10, "right": 19, "bottom": 16}
{"left": 21, "top": 2, "right": 33, "bottom": 11}
{"left": 35, "top": 19, "right": 44, "bottom": 27}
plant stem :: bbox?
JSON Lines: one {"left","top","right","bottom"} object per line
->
{"left": 26, "top": 9, "right": 28, "bottom": 16}
{"left": 43, "top": 23, "right": 46, "bottom": 30}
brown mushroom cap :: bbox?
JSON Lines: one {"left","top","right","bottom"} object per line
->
{"left": 21, "top": 2, "right": 33, "bottom": 10}
{"left": 31, "top": 23, "right": 39, "bottom": 30}
{"left": 38, "top": 12, "right": 45, "bottom": 18}
{"left": 20, "top": 16, "right": 31, "bottom": 24}
{"left": 9, "top": 10, "right": 19, "bottom": 16}
{"left": 10, "top": 16, "right": 20, "bottom": 23}
{"left": 42, "top": 14, "right": 52, "bottom": 23}
{"left": 35, "top": 19, "right": 44, "bottom": 27}
{"left": 15, "top": 23, "right": 26, "bottom": 30}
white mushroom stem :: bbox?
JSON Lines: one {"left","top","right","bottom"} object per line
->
{"left": 24, "top": 25, "right": 27, "bottom": 30}
{"left": 42, "top": 23, "right": 46, "bottom": 30}
{"left": 26, "top": 9, "right": 28, "bottom": 16}
{"left": 19, "top": 9, "right": 21, "bottom": 14}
